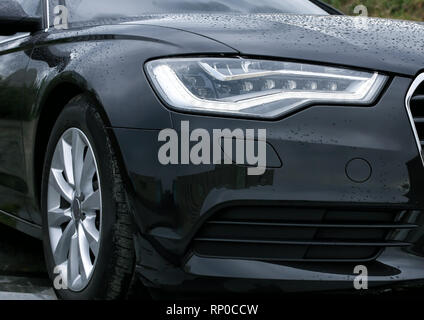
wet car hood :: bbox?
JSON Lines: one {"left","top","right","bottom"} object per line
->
{"left": 128, "top": 14, "right": 424, "bottom": 76}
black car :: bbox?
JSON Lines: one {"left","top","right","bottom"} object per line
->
{"left": 1, "top": 0, "right": 424, "bottom": 300}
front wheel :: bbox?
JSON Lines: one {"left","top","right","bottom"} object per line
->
{"left": 41, "top": 95, "right": 136, "bottom": 300}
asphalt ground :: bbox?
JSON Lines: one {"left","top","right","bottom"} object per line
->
{"left": 0, "top": 224, "right": 55, "bottom": 300}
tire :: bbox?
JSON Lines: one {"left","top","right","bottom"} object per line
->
{"left": 41, "top": 94, "right": 135, "bottom": 300}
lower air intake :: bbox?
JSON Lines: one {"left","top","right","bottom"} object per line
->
{"left": 193, "top": 206, "right": 418, "bottom": 262}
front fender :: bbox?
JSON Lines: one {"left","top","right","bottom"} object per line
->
{"left": 28, "top": 23, "right": 236, "bottom": 129}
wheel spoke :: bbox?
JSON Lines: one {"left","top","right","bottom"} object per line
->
{"left": 78, "top": 224, "right": 94, "bottom": 279}
{"left": 81, "top": 216, "right": 100, "bottom": 254}
{"left": 48, "top": 208, "right": 72, "bottom": 227}
{"left": 82, "top": 190, "right": 100, "bottom": 211}
{"left": 60, "top": 138, "right": 75, "bottom": 187}
{"left": 80, "top": 151, "right": 96, "bottom": 195}
{"left": 67, "top": 233, "right": 80, "bottom": 288}
{"left": 50, "top": 168, "right": 74, "bottom": 203}
{"left": 72, "top": 130, "right": 85, "bottom": 195}
{"left": 53, "top": 220, "right": 75, "bottom": 264}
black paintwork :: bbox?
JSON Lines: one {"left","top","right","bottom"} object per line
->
{"left": 0, "top": 17, "right": 42, "bottom": 35}
{"left": 1, "top": 9, "right": 424, "bottom": 293}
{"left": 0, "top": 0, "right": 42, "bottom": 35}
{"left": 133, "top": 14, "right": 424, "bottom": 76}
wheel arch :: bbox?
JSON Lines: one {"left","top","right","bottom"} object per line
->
{"left": 33, "top": 77, "right": 126, "bottom": 210}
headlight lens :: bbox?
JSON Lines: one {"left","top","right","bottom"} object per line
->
{"left": 145, "top": 58, "right": 387, "bottom": 119}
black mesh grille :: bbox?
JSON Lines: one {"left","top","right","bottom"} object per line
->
{"left": 193, "top": 206, "right": 418, "bottom": 262}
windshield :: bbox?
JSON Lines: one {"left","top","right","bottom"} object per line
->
{"left": 48, "top": 0, "right": 328, "bottom": 27}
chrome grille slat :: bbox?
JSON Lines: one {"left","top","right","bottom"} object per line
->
{"left": 406, "top": 74, "right": 424, "bottom": 162}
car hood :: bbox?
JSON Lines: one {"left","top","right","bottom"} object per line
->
{"left": 128, "top": 14, "right": 424, "bottom": 76}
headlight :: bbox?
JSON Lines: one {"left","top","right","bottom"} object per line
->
{"left": 145, "top": 57, "right": 387, "bottom": 119}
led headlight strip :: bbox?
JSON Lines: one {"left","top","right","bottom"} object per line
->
{"left": 146, "top": 58, "right": 387, "bottom": 119}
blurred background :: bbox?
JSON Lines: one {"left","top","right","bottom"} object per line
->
{"left": 326, "top": 0, "right": 423, "bottom": 21}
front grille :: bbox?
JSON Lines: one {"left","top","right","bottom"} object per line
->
{"left": 193, "top": 206, "right": 418, "bottom": 262}
{"left": 408, "top": 75, "right": 424, "bottom": 154}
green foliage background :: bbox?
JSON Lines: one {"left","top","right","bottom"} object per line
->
{"left": 325, "top": 0, "right": 424, "bottom": 21}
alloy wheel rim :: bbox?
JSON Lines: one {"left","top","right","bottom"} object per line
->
{"left": 47, "top": 128, "right": 102, "bottom": 292}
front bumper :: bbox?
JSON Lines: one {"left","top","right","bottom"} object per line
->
{"left": 112, "top": 76, "right": 424, "bottom": 293}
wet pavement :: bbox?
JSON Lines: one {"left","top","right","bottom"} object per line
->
{"left": 0, "top": 224, "right": 56, "bottom": 300}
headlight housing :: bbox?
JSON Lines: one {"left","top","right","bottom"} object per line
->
{"left": 145, "top": 57, "right": 387, "bottom": 119}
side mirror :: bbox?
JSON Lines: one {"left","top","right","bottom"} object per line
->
{"left": 0, "top": 0, "right": 42, "bottom": 36}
